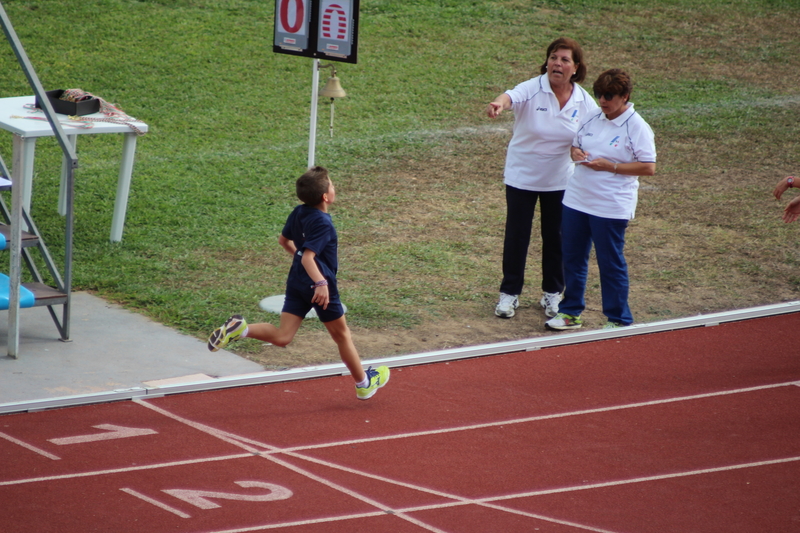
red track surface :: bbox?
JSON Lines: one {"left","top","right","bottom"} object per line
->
{"left": 1, "top": 313, "right": 799, "bottom": 532}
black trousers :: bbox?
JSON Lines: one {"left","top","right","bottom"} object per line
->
{"left": 499, "top": 185, "right": 565, "bottom": 296}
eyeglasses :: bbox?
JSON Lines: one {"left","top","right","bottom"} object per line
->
{"left": 594, "top": 92, "right": 618, "bottom": 101}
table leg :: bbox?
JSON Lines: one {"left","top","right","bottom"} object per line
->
{"left": 110, "top": 132, "right": 137, "bottom": 242}
{"left": 15, "top": 135, "right": 36, "bottom": 231}
{"left": 58, "top": 135, "right": 78, "bottom": 216}
{"left": 7, "top": 135, "right": 25, "bottom": 357}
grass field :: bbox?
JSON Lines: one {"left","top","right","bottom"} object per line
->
{"left": 0, "top": 0, "right": 797, "bottom": 367}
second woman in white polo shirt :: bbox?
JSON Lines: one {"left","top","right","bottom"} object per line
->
{"left": 546, "top": 68, "right": 657, "bottom": 331}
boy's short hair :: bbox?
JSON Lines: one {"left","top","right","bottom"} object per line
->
{"left": 296, "top": 166, "right": 330, "bottom": 206}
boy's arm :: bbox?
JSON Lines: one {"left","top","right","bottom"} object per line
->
{"left": 278, "top": 234, "right": 296, "bottom": 256}
{"left": 300, "top": 249, "right": 330, "bottom": 309}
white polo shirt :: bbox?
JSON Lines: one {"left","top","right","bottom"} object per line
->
{"left": 563, "top": 104, "right": 656, "bottom": 220}
{"left": 503, "top": 75, "right": 598, "bottom": 192}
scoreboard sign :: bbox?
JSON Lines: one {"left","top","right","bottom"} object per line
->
{"left": 274, "top": 0, "right": 312, "bottom": 51}
{"left": 273, "top": 0, "right": 359, "bottom": 64}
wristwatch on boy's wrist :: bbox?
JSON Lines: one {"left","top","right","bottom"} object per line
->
{"left": 788, "top": 176, "right": 795, "bottom": 188}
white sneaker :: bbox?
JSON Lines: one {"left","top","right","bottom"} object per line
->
{"left": 495, "top": 293, "right": 519, "bottom": 318}
{"left": 540, "top": 292, "right": 563, "bottom": 318}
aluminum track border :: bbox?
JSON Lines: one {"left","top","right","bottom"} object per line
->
{"left": 2, "top": 301, "right": 798, "bottom": 414}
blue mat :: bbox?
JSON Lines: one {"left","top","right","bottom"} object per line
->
{"left": 0, "top": 273, "right": 35, "bottom": 309}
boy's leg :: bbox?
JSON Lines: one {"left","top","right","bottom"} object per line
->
{"left": 322, "top": 316, "right": 365, "bottom": 383}
{"left": 208, "top": 312, "right": 304, "bottom": 352}
{"left": 245, "top": 312, "right": 304, "bottom": 347}
{"left": 323, "top": 316, "right": 389, "bottom": 400}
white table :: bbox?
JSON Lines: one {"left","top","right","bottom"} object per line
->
{"left": 0, "top": 95, "right": 148, "bottom": 242}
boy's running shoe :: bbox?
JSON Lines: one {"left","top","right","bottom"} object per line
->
{"left": 540, "top": 291, "right": 563, "bottom": 318}
{"left": 603, "top": 321, "right": 625, "bottom": 330}
{"left": 208, "top": 314, "right": 247, "bottom": 352}
{"left": 495, "top": 293, "right": 519, "bottom": 318}
{"left": 356, "top": 365, "right": 390, "bottom": 400}
{"left": 545, "top": 313, "right": 583, "bottom": 331}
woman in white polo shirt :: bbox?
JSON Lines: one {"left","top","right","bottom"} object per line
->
{"left": 486, "top": 37, "right": 598, "bottom": 320}
{"left": 546, "top": 68, "right": 656, "bottom": 331}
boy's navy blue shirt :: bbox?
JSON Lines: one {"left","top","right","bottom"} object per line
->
{"left": 282, "top": 204, "right": 338, "bottom": 290}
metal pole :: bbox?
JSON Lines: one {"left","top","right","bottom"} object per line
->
{"left": 308, "top": 59, "right": 320, "bottom": 168}
{"left": 329, "top": 99, "right": 334, "bottom": 138}
{"left": 7, "top": 136, "right": 22, "bottom": 358}
{"left": 0, "top": 4, "right": 76, "bottom": 163}
{"left": 0, "top": 1, "right": 76, "bottom": 352}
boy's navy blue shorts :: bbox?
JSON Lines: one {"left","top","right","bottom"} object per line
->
{"left": 282, "top": 284, "right": 345, "bottom": 323}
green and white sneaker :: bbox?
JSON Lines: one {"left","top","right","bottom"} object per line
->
{"left": 208, "top": 314, "right": 247, "bottom": 352}
{"left": 356, "top": 366, "right": 390, "bottom": 400}
{"left": 545, "top": 313, "right": 583, "bottom": 331}
{"left": 603, "top": 321, "right": 625, "bottom": 330}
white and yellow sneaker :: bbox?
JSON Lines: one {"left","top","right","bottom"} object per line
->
{"left": 208, "top": 315, "right": 247, "bottom": 352}
{"left": 356, "top": 366, "right": 390, "bottom": 400}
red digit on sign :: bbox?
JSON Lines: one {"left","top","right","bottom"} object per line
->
{"left": 321, "top": 4, "right": 348, "bottom": 40}
{"left": 280, "top": 0, "right": 305, "bottom": 34}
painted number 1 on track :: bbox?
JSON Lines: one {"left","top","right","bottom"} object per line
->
{"left": 48, "top": 424, "right": 157, "bottom": 445}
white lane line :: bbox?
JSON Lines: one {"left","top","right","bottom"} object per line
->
{"left": 262, "top": 452, "right": 451, "bottom": 533}
{"left": 135, "top": 401, "right": 450, "bottom": 533}
{"left": 0, "top": 431, "right": 60, "bottom": 460}
{"left": 0, "top": 453, "right": 252, "bottom": 486}
{"left": 273, "top": 380, "right": 800, "bottom": 454}
{"left": 272, "top": 451, "right": 800, "bottom": 531}
{"left": 276, "top": 451, "right": 624, "bottom": 532}
{"left": 133, "top": 398, "right": 281, "bottom": 454}
{"left": 280, "top": 450, "right": 468, "bottom": 502}
{"left": 104, "top": 385, "right": 799, "bottom": 533}
{"left": 133, "top": 399, "right": 454, "bottom": 533}
{"left": 483, "top": 456, "right": 800, "bottom": 500}
{"left": 120, "top": 488, "right": 191, "bottom": 519}
{"left": 191, "top": 510, "right": 387, "bottom": 533}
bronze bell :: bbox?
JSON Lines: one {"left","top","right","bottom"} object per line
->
{"left": 319, "top": 76, "right": 346, "bottom": 99}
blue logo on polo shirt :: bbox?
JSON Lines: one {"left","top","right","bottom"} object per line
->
{"left": 536, "top": 107, "right": 548, "bottom": 112}
{"left": 609, "top": 135, "right": 620, "bottom": 147}
{"left": 570, "top": 110, "right": 579, "bottom": 123}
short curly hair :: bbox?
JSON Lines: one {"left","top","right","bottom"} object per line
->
{"left": 593, "top": 69, "right": 633, "bottom": 102}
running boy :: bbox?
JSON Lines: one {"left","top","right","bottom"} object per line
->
{"left": 208, "top": 166, "right": 390, "bottom": 400}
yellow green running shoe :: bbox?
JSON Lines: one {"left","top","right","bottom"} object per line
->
{"left": 208, "top": 315, "right": 247, "bottom": 352}
{"left": 545, "top": 313, "right": 583, "bottom": 331}
{"left": 356, "top": 365, "right": 390, "bottom": 400}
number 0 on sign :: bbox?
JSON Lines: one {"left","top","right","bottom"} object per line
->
{"left": 275, "top": 0, "right": 311, "bottom": 51}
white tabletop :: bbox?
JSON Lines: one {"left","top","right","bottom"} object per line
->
{"left": 0, "top": 95, "right": 149, "bottom": 138}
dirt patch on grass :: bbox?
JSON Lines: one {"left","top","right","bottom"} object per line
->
{"left": 237, "top": 116, "right": 799, "bottom": 370}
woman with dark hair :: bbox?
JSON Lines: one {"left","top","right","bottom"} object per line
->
{"left": 546, "top": 69, "right": 657, "bottom": 331}
{"left": 486, "top": 37, "right": 598, "bottom": 320}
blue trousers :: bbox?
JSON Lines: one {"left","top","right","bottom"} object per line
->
{"left": 560, "top": 205, "right": 633, "bottom": 325}
{"left": 499, "top": 186, "right": 565, "bottom": 296}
